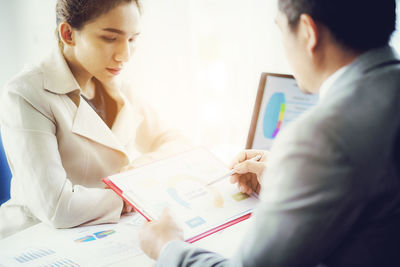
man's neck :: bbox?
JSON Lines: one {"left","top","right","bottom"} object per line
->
{"left": 314, "top": 44, "right": 361, "bottom": 91}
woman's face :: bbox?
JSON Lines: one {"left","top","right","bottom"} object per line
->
{"left": 71, "top": 2, "right": 141, "bottom": 83}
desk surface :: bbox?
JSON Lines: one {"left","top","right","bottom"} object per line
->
{"left": 0, "top": 212, "right": 253, "bottom": 266}
{"left": 0, "top": 145, "right": 248, "bottom": 266}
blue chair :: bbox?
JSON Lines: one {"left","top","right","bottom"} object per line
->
{"left": 0, "top": 132, "right": 12, "bottom": 205}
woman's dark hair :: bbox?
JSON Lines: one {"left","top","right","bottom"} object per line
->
{"left": 278, "top": 0, "right": 396, "bottom": 52}
{"left": 56, "top": 0, "right": 141, "bottom": 30}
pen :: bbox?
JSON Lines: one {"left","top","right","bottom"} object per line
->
{"left": 205, "top": 154, "right": 262, "bottom": 186}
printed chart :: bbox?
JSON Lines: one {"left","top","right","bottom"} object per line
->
{"left": 0, "top": 247, "right": 80, "bottom": 267}
{"left": 253, "top": 76, "right": 319, "bottom": 150}
{"left": 263, "top": 92, "right": 286, "bottom": 138}
{"left": 74, "top": 230, "right": 116, "bottom": 243}
{"left": 0, "top": 214, "right": 146, "bottom": 267}
{"left": 12, "top": 248, "right": 56, "bottom": 264}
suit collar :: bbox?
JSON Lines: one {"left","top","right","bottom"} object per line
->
{"left": 319, "top": 65, "right": 349, "bottom": 101}
{"left": 40, "top": 45, "right": 81, "bottom": 95}
{"left": 70, "top": 88, "right": 143, "bottom": 159}
{"left": 40, "top": 46, "right": 144, "bottom": 158}
{"left": 111, "top": 94, "right": 143, "bottom": 147}
{"left": 322, "top": 45, "right": 400, "bottom": 99}
{"left": 72, "top": 96, "right": 128, "bottom": 156}
{"left": 345, "top": 45, "right": 400, "bottom": 76}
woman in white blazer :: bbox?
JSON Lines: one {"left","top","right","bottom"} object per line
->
{"left": 0, "top": 0, "right": 189, "bottom": 239}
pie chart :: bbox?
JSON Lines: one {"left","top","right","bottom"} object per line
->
{"left": 263, "top": 92, "right": 286, "bottom": 139}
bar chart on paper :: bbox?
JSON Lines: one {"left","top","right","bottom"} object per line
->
{"left": 0, "top": 247, "right": 81, "bottom": 267}
{"left": 0, "top": 215, "right": 146, "bottom": 267}
{"left": 74, "top": 230, "right": 116, "bottom": 243}
{"left": 13, "top": 248, "right": 56, "bottom": 264}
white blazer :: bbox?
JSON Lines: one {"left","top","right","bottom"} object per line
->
{"left": 0, "top": 47, "right": 188, "bottom": 239}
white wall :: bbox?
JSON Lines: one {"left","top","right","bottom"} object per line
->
{"left": 0, "top": 0, "right": 56, "bottom": 88}
{"left": 1, "top": 0, "right": 399, "bottom": 149}
{"left": 0, "top": 2, "right": 19, "bottom": 90}
{"left": 126, "top": 0, "right": 286, "bottom": 149}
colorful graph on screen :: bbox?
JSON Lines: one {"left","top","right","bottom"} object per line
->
{"left": 263, "top": 92, "right": 286, "bottom": 139}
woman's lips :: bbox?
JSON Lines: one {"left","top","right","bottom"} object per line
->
{"left": 106, "top": 67, "right": 121, "bottom": 75}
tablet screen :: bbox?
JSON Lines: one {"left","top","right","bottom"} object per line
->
{"left": 246, "top": 73, "right": 319, "bottom": 150}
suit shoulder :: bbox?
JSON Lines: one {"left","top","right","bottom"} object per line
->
{"left": 2, "top": 65, "right": 45, "bottom": 98}
{"left": 278, "top": 67, "right": 400, "bottom": 166}
{"left": 1, "top": 65, "right": 55, "bottom": 123}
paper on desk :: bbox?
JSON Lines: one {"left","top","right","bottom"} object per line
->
{"left": 0, "top": 213, "right": 147, "bottom": 267}
{"left": 0, "top": 247, "right": 81, "bottom": 267}
{"left": 108, "top": 147, "right": 260, "bottom": 241}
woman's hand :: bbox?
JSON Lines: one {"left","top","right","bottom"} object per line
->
{"left": 229, "top": 149, "right": 268, "bottom": 195}
{"left": 105, "top": 185, "right": 134, "bottom": 214}
{"left": 122, "top": 200, "right": 134, "bottom": 214}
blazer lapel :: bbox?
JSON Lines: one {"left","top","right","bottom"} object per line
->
{"left": 326, "top": 46, "right": 399, "bottom": 99}
{"left": 41, "top": 47, "right": 131, "bottom": 157}
{"left": 72, "top": 96, "right": 128, "bottom": 156}
{"left": 111, "top": 95, "right": 143, "bottom": 147}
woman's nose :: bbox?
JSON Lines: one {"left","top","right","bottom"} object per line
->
{"left": 114, "top": 41, "right": 131, "bottom": 63}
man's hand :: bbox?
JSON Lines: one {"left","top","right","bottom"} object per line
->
{"left": 229, "top": 149, "right": 268, "bottom": 195}
{"left": 139, "top": 209, "right": 184, "bottom": 260}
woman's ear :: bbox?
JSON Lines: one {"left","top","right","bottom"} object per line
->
{"left": 59, "top": 22, "right": 75, "bottom": 46}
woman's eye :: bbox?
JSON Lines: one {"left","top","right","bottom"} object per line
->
{"left": 101, "top": 36, "right": 117, "bottom": 42}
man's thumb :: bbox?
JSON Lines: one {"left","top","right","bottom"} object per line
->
{"left": 234, "top": 160, "right": 263, "bottom": 174}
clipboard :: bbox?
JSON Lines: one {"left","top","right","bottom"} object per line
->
{"left": 103, "top": 147, "right": 259, "bottom": 243}
{"left": 246, "top": 72, "right": 319, "bottom": 150}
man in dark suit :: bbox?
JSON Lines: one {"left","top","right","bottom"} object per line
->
{"left": 139, "top": 0, "right": 400, "bottom": 266}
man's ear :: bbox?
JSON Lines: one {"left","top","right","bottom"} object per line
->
{"left": 297, "top": 14, "right": 319, "bottom": 56}
{"left": 59, "top": 22, "right": 75, "bottom": 46}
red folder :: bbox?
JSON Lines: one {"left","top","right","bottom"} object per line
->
{"left": 103, "top": 176, "right": 252, "bottom": 243}
{"left": 102, "top": 147, "right": 257, "bottom": 243}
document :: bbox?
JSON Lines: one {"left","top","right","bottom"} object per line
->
{"left": 0, "top": 247, "right": 81, "bottom": 267}
{"left": 0, "top": 214, "right": 146, "bottom": 267}
{"left": 103, "top": 147, "right": 260, "bottom": 242}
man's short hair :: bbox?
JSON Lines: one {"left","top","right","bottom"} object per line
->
{"left": 278, "top": 0, "right": 397, "bottom": 52}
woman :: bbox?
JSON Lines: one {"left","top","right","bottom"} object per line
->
{"left": 0, "top": 0, "right": 189, "bottom": 239}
